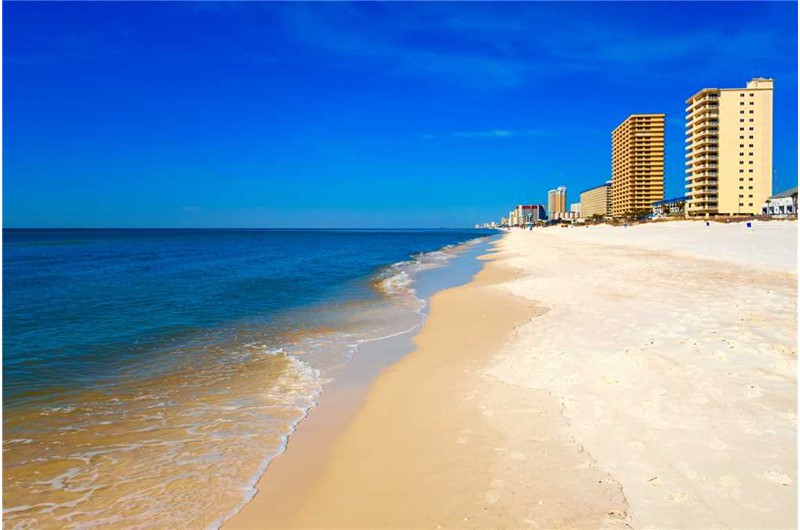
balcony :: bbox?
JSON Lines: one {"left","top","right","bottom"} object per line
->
{"left": 694, "top": 168, "right": 718, "bottom": 176}
{"left": 693, "top": 106, "right": 720, "bottom": 115}
{"left": 690, "top": 182, "right": 718, "bottom": 191}
{"left": 693, "top": 130, "right": 718, "bottom": 142}
{"left": 688, "top": 173, "right": 717, "bottom": 182}
{"left": 693, "top": 120, "right": 719, "bottom": 132}
{"left": 686, "top": 93, "right": 719, "bottom": 113}
{"left": 686, "top": 154, "right": 718, "bottom": 164}
{"left": 689, "top": 143, "right": 718, "bottom": 154}
{"left": 691, "top": 158, "right": 718, "bottom": 167}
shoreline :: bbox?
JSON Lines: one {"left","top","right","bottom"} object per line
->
{"left": 2, "top": 230, "right": 499, "bottom": 530}
{"left": 223, "top": 234, "right": 505, "bottom": 529}
{"left": 227, "top": 235, "right": 631, "bottom": 529}
{"left": 228, "top": 221, "right": 797, "bottom": 529}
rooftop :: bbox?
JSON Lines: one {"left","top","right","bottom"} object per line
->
{"left": 653, "top": 196, "right": 689, "bottom": 206}
{"left": 769, "top": 187, "right": 798, "bottom": 199}
{"left": 580, "top": 182, "right": 612, "bottom": 195}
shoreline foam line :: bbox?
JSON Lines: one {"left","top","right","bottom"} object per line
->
{"left": 216, "top": 234, "right": 499, "bottom": 530}
{"left": 223, "top": 231, "right": 539, "bottom": 529}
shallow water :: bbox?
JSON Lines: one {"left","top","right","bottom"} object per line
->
{"left": 3, "top": 228, "right": 496, "bottom": 529}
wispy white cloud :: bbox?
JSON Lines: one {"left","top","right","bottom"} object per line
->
{"left": 420, "top": 128, "right": 601, "bottom": 140}
{"left": 453, "top": 129, "right": 515, "bottom": 138}
{"left": 257, "top": 3, "right": 794, "bottom": 90}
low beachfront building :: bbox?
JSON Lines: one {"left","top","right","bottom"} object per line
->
{"left": 550, "top": 211, "right": 578, "bottom": 222}
{"left": 509, "top": 204, "right": 546, "bottom": 226}
{"left": 580, "top": 181, "right": 612, "bottom": 219}
{"left": 652, "top": 196, "right": 688, "bottom": 218}
{"left": 761, "top": 187, "right": 797, "bottom": 218}
{"left": 569, "top": 203, "right": 581, "bottom": 217}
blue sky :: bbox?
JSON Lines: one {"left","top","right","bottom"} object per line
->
{"left": 4, "top": 1, "right": 797, "bottom": 228}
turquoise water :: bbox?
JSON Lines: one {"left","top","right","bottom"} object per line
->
{"left": 3, "top": 228, "right": 496, "bottom": 528}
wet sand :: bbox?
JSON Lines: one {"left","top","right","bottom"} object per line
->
{"left": 227, "top": 221, "right": 797, "bottom": 529}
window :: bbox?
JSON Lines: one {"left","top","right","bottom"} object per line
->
{"left": 740, "top": 93, "right": 745, "bottom": 97}
{"left": 749, "top": 203, "right": 753, "bottom": 207}
{"left": 748, "top": 186, "right": 753, "bottom": 190}
{"left": 740, "top": 127, "right": 745, "bottom": 131}
{"left": 739, "top": 194, "right": 744, "bottom": 198}
{"left": 739, "top": 186, "right": 744, "bottom": 189}
{"left": 749, "top": 135, "right": 754, "bottom": 139}
{"left": 740, "top": 203, "right": 744, "bottom": 207}
{"left": 748, "top": 195, "right": 753, "bottom": 198}
{"left": 740, "top": 152, "right": 744, "bottom": 156}
{"left": 750, "top": 102, "right": 754, "bottom": 105}
{"left": 749, "top": 110, "right": 754, "bottom": 114}
{"left": 749, "top": 119, "right": 754, "bottom": 122}
{"left": 749, "top": 127, "right": 754, "bottom": 131}
{"left": 740, "top": 161, "right": 744, "bottom": 165}
{"left": 740, "top": 110, "right": 745, "bottom": 114}
{"left": 740, "top": 144, "right": 744, "bottom": 148}
{"left": 740, "top": 119, "right": 744, "bottom": 123}
{"left": 749, "top": 152, "right": 753, "bottom": 156}
{"left": 749, "top": 161, "right": 753, "bottom": 164}
{"left": 740, "top": 102, "right": 745, "bottom": 105}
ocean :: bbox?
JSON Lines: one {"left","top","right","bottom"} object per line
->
{"left": 2, "top": 228, "right": 497, "bottom": 529}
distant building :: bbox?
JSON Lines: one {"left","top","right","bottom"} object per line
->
{"left": 580, "top": 181, "right": 612, "bottom": 218}
{"left": 547, "top": 186, "right": 567, "bottom": 219}
{"left": 652, "top": 196, "right": 688, "bottom": 218}
{"left": 569, "top": 203, "right": 581, "bottom": 217}
{"left": 685, "top": 78, "right": 774, "bottom": 217}
{"left": 611, "top": 114, "right": 665, "bottom": 217}
{"left": 761, "top": 187, "right": 797, "bottom": 218}
{"left": 550, "top": 211, "right": 578, "bottom": 222}
{"left": 509, "top": 205, "right": 546, "bottom": 226}
{"left": 500, "top": 216, "right": 508, "bottom": 226}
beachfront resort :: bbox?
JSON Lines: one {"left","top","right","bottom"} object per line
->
{"left": 482, "top": 77, "right": 797, "bottom": 229}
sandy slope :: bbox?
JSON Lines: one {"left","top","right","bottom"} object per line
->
{"left": 227, "top": 221, "right": 797, "bottom": 529}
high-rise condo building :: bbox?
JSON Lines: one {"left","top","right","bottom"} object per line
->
{"left": 685, "top": 78, "right": 773, "bottom": 216}
{"left": 547, "top": 186, "right": 567, "bottom": 219}
{"left": 580, "top": 181, "right": 612, "bottom": 218}
{"left": 611, "top": 114, "right": 665, "bottom": 217}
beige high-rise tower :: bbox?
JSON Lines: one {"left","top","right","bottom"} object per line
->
{"left": 547, "top": 186, "right": 567, "bottom": 219}
{"left": 611, "top": 114, "right": 665, "bottom": 217}
{"left": 685, "top": 78, "right": 773, "bottom": 216}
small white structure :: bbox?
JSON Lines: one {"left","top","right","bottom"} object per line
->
{"left": 652, "top": 196, "right": 688, "bottom": 219}
{"left": 761, "top": 187, "right": 797, "bottom": 218}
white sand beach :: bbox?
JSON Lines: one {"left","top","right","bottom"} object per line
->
{"left": 489, "top": 221, "right": 797, "bottom": 528}
{"left": 228, "top": 220, "right": 797, "bottom": 529}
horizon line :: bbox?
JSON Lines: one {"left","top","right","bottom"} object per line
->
{"left": 2, "top": 226, "right": 496, "bottom": 231}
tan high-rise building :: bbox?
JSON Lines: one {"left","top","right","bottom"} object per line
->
{"left": 580, "top": 181, "right": 612, "bottom": 218}
{"left": 611, "top": 114, "right": 665, "bottom": 217}
{"left": 685, "top": 78, "right": 773, "bottom": 216}
{"left": 547, "top": 186, "right": 567, "bottom": 219}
